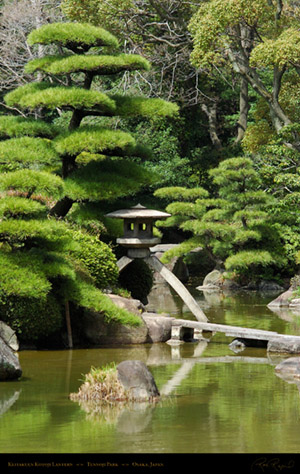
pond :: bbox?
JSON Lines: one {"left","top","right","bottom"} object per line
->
{"left": 2, "top": 284, "right": 300, "bottom": 462}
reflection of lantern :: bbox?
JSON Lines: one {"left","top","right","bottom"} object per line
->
{"left": 106, "top": 204, "right": 170, "bottom": 258}
{"left": 105, "top": 204, "right": 207, "bottom": 322}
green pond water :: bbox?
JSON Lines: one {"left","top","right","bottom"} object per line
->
{"left": 2, "top": 286, "right": 300, "bottom": 455}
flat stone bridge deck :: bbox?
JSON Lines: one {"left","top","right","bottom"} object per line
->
{"left": 170, "top": 318, "right": 300, "bottom": 352}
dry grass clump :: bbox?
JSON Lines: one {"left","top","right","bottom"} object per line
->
{"left": 70, "top": 364, "right": 130, "bottom": 404}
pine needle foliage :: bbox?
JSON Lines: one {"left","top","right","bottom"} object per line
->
{"left": 156, "top": 157, "right": 286, "bottom": 280}
{"left": 54, "top": 126, "right": 136, "bottom": 157}
{"left": 0, "top": 21, "right": 177, "bottom": 337}
{"left": 16, "top": 86, "right": 116, "bottom": 113}
{"left": 64, "top": 159, "right": 152, "bottom": 201}
{"left": 27, "top": 22, "right": 119, "bottom": 50}
{"left": 26, "top": 53, "right": 151, "bottom": 76}
{"left": 0, "top": 170, "right": 65, "bottom": 198}
{"left": 109, "top": 95, "right": 179, "bottom": 118}
{"left": 0, "top": 116, "right": 58, "bottom": 139}
{"left": 0, "top": 196, "right": 45, "bottom": 219}
{"left": 0, "top": 137, "right": 59, "bottom": 168}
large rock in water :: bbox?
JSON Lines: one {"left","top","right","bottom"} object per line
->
{"left": 117, "top": 360, "right": 160, "bottom": 401}
{"left": 142, "top": 313, "right": 174, "bottom": 342}
{"left": 267, "top": 337, "right": 300, "bottom": 354}
{"left": 0, "top": 336, "right": 22, "bottom": 380}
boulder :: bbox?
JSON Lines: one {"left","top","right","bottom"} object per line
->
{"left": 142, "top": 313, "right": 174, "bottom": 342}
{"left": 202, "top": 269, "right": 223, "bottom": 288}
{"left": 289, "top": 298, "right": 300, "bottom": 307}
{"left": 197, "top": 269, "right": 223, "bottom": 290}
{"left": 267, "top": 337, "right": 300, "bottom": 354}
{"left": 83, "top": 309, "right": 148, "bottom": 345}
{"left": 229, "top": 339, "right": 246, "bottom": 353}
{"left": 197, "top": 269, "right": 240, "bottom": 291}
{"left": 267, "top": 287, "right": 293, "bottom": 308}
{"left": 106, "top": 294, "right": 145, "bottom": 315}
{"left": 0, "top": 336, "right": 22, "bottom": 380}
{"left": 117, "top": 360, "right": 160, "bottom": 401}
{"left": 0, "top": 321, "right": 19, "bottom": 351}
{"left": 82, "top": 295, "right": 148, "bottom": 345}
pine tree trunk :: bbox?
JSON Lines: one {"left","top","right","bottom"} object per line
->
{"left": 49, "top": 196, "right": 74, "bottom": 218}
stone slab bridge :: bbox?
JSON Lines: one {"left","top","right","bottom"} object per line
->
{"left": 170, "top": 318, "right": 300, "bottom": 352}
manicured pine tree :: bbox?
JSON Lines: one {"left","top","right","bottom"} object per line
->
{"left": 155, "top": 157, "right": 287, "bottom": 282}
{"left": 0, "top": 22, "right": 178, "bottom": 343}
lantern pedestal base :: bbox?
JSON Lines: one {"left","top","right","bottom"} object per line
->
{"left": 116, "top": 254, "right": 207, "bottom": 323}
{"left": 127, "top": 248, "right": 150, "bottom": 259}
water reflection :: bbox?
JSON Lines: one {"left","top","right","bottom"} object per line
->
{"left": 275, "top": 356, "right": 300, "bottom": 397}
{"left": 0, "top": 389, "right": 21, "bottom": 416}
{"left": 73, "top": 396, "right": 158, "bottom": 434}
{"left": 3, "top": 289, "right": 300, "bottom": 453}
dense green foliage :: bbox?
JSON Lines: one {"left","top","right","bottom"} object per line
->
{"left": 70, "top": 230, "right": 118, "bottom": 289}
{"left": 0, "top": 293, "right": 63, "bottom": 342}
{"left": 27, "top": 22, "right": 119, "bottom": 49}
{"left": 155, "top": 157, "right": 297, "bottom": 283}
{"left": 0, "top": 19, "right": 180, "bottom": 342}
{"left": 118, "top": 259, "right": 153, "bottom": 304}
{"left": 2, "top": 1, "right": 300, "bottom": 345}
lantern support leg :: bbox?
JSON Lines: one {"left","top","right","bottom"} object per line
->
{"left": 116, "top": 255, "right": 133, "bottom": 272}
{"left": 144, "top": 256, "right": 207, "bottom": 322}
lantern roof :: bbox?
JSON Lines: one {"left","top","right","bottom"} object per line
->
{"left": 105, "top": 204, "right": 171, "bottom": 220}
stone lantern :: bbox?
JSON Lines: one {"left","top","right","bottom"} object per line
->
{"left": 105, "top": 204, "right": 207, "bottom": 322}
{"left": 106, "top": 204, "right": 170, "bottom": 258}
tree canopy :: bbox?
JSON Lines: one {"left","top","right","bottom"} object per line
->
{"left": 0, "top": 20, "right": 178, "bottom": 342}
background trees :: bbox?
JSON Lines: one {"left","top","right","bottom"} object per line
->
{"left": 0, "top": 0, "right": 62, "bottom": 96}
{"left": 155, "top": 157, "right": 296, "bottom": 283}
{"left": 60, "top": 0, "right": 244, "bottom": 176}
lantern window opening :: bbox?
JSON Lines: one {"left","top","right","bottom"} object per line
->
{"left": 139, "top": 223, "right": 147, "bottom": 232}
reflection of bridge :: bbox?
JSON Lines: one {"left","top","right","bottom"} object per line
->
{"left": 169, "top": 318, "right": 300, "bottom": 349}
{"left": 154, "top": 340, "right": 272, "bottom": 396}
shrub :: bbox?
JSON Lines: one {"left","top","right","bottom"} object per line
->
{"left": 69, "top": 363, "right": 128, "bottom": 403}
{"left": 71, "top": 230, "right": 119, "bottom": 289}
{"left": 118, "top": 259, "right": 153, "bottom": 303}
{"left": 0, "top": 293, "right": 63, "bottom": 343}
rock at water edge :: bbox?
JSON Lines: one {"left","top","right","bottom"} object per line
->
{"left": 0, "top": 336, "right": 22, "bottom": 381}
{"left": 267, "top": 337, "right": 300, "bottom": 354}
{"left": 142, "top": 313, "right": 173, "bottom": 343}
{"left": 117, "top": 360, "right": 160, "bottom": 401}
{"left": 0, "top": 321, "right": 19, "bottom": 351}
{"left": 267, "top": 288, "right": 293, "bottom": 308}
